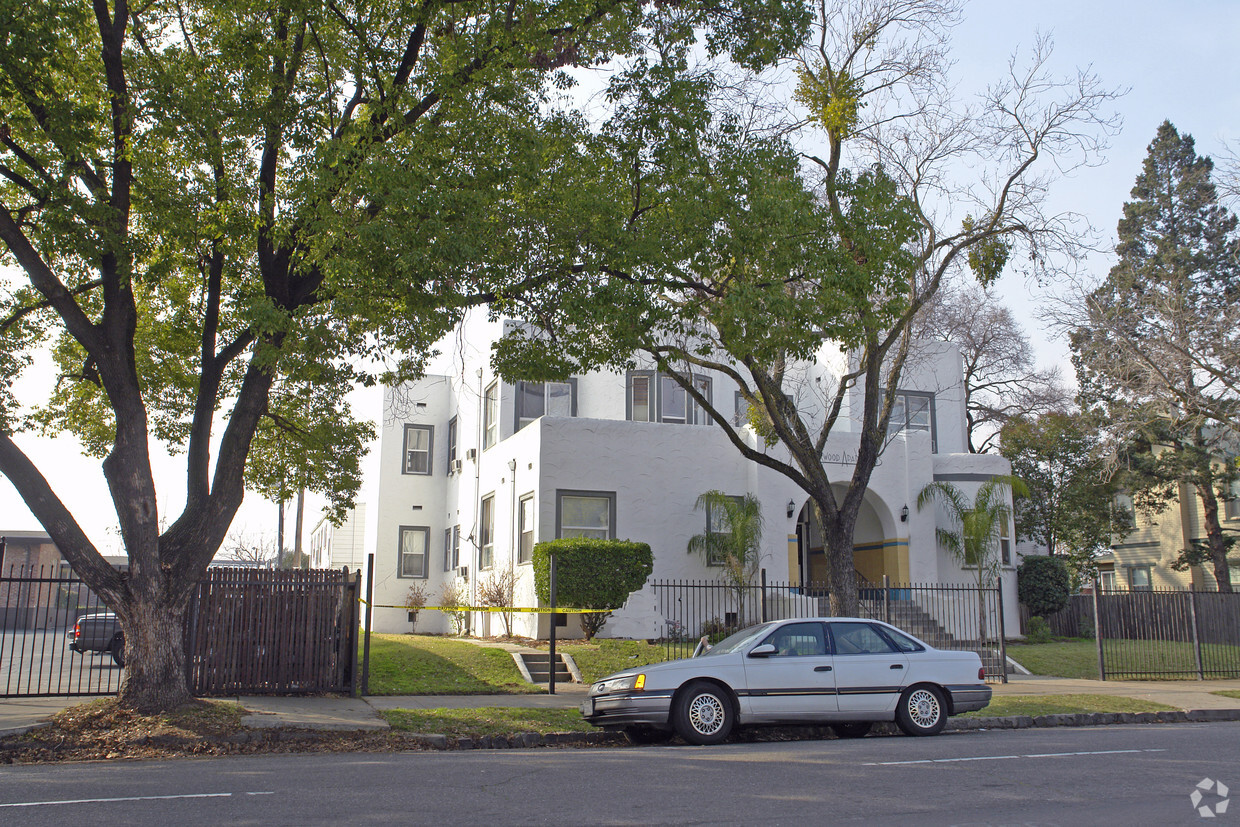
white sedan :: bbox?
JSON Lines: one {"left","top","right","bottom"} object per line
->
{"left": 581, "top": 617, "right": 992, "bottom": 745}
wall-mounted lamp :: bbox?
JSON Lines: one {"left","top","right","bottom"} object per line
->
{"left": 787, "top": 499, "right": 796, "bottom": 519}
{"left": 900, "top": 505, "right": 909, "bottom": 523}
{"left": 507, "top": 459, "right": 517, "bottom": 472}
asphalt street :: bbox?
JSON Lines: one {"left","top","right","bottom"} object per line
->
{"left": 1, "top": 722, "right": 1235, "bottom": 825}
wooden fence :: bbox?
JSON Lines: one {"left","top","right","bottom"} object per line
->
{"left": 186, "top": 567, "right": 361, "bottom": 695}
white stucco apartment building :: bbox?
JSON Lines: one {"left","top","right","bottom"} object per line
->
{"left": 359, "top": 312, "right": 1019, "bottom": 638}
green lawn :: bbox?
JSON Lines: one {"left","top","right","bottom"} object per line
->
{"left": 364, "top": 634, "right": 540, "bottom": 695}
{"left": 965, "top": 693, "right": 1175, "bottom": 718}
{"left": 1007, "top": 639, "right": 1240, "bottom": 680}
{"left": 380, "top": 707, "right": 592, "bottom": 737}
{"left": 1212, "top": 690, "right": 1240, "bottom": 700}
{"left": 532, "top": 638, "right": 671, "bottom": 683}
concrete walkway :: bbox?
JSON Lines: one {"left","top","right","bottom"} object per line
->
{"left": 3, "top": 676, "right": 1238, "bottom": 737}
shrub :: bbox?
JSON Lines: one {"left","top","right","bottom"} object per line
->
{"left": 1017, "top": 555, "right": 1071, "bottom": 618}
{"left": 403, "top": 582, "right": 428, "bottom": 632}
{"left": 478, "top": 566, "right": 517, "bottom": 637}
{"left": 1025, "top": 615, "right": 1052, "bottom": 644}
{"left": 533, "top": 538, "right": 653, "bottom": 640}
{"left": 440, "top": 581, "right": 468, "bottom": 636}
{"left": 699, "top": 617, "right": 737, "bottom": 644}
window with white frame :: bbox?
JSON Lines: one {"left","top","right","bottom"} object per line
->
{"left": 1225, "top": 478, "right": 1240, "bottom": 520}
{"left": 1099, "top": 570, "right": 1117, "bottom": 592}
{"left": 483, "top": 382, "right": 498, "bottom": 449}
{"left": 446, "top": 417, "right": 457, "bottom": 473}
{"left": 518, "top": 494, "right": 535, "bottom": 564}
{"left": 1000, "top": 518, "right": 1012, "bottom": 566}
{"left": 705, "top": 496, "right": 743, "bottom": 566}
{"left": 443, "top": 526, "right": 459, "bottom": 572}
{"left": 626, "top": 371, "right": 712, "bottom": 425}
{"left": 515, "top": 380, "right": 575, "bottom": 430}
{"left": 398, "top": 526, "right": 429, "bottom": 578}
{"left": 480, "top": 495, "right": 495, "bottom": 568}
{"left": 557, "top": 491, "right": 615, "bottom": 539}
{"left": 402, "top": 425, "right": 433, "bottom": 475}
{"left": 887, "top": 390, "right": 936, "bottom": 452}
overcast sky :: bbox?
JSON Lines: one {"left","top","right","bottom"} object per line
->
{"left": 2, "top": 0, "right": 1238, "bottom": 554}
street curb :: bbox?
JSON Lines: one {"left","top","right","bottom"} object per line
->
{"left": 946, "top": 708, "right": 1240, "bottom": 731}
{"left": 0, "top": 722, "right": 52, "bottom": 739}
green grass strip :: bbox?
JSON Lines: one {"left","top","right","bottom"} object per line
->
{"left": 965, "top": 693, "right": 1175, "bottom": 718}
{"left": 379, "top": 707, "right": 592, "bottom": 738}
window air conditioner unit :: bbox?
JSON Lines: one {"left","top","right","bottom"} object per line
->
{"left": 456, "top": 566, "right": 469, "bottom": 581}
{"left": 449, "top": 459, "right": 462, "bottom": 474}
{"left": 465, "top": 448, "right": 477, "bottom": 461}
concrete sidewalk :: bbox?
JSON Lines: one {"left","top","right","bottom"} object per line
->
{"left": 3, "top": 676, "right": 1238, "bottom": 737}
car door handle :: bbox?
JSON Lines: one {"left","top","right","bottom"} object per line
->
{"left": 814, "top": 665, "right": 832, "bottom": 672}
{"left": 890, "top": 664, "right": 904, "bottom": 669}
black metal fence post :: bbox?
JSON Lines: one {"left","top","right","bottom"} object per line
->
{"left": 760, "top": 569, "right": 768, "bottom": 623}
{"left": 548, "top": 554, "right": 557, "bottom": 696}
{"left": 1092, "top": 578, "right": 1105, "bottom": 681}
{"left": 996, "top": 576, "right": 1008, "bottom": 684}
{"left": 361, "top": 553, "right": 374, "bottom": 696}
{"left": 1189, "top": 589, "right": 1204, "bottom": 681}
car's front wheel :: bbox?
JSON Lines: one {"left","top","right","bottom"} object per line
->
{"left": 896, "top": 684, "right": 946, "bottom": 736}
{"left": 831, "top": 722, "right": 872, "bottom": 739}
{"left": 673, "top": 681, "right": 734, "bottom": 745}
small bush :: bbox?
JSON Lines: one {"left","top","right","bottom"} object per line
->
{"left": 533, "top": 538, "right": 653, "bottom": 640}
{"left": 699, "top": 617, "right": 737, "bottom": 644}
{"left": 404, "top": 583, "right": 428, "bottom": 632}
{"left": 440, "top": 581, "right": 468, "bottom": 636}
{"left": 1025, "top": 615, "right": 1052, "bottom": 644}
{"left": 1018, "top": 555, "right": 1071, "bottom": 618}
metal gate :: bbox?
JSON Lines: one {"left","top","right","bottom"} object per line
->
{"left": 2, "top": 566, "right": 361, "bottom": 698}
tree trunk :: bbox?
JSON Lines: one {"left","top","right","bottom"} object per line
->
{"left": 116, "top": 594, "right": 193, "bottom": 712}
{"left": 817, "top": 501, "right": 860, "bottom": 617}
{"left": 1197, "top": 485, "right": 1234, "bottom": 593}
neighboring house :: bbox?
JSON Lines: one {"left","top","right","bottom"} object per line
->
{"left": 361, "top": 312, "right": 1020, "bottom": 638}
{"left": 1, "top": 531, "right": 126, "bottom": 628}
{"left": 309, "top": 505, "right": 368, "bottom": 571}
{"left": 1098, "top": 477, "right": 1240, "bottom": 592}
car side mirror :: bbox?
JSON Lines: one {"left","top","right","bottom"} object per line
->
{"left": 748, "top": 643, "right": 777, "bottom": 658}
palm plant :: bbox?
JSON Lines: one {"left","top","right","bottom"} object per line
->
{"left": 687, "top": 491, "right": 765, "bottom": 628}
{"left": 917, "top": 475, "right": 1028, "bottom": 641}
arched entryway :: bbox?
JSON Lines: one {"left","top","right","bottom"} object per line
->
{"left": 791, "top": 488, "right": 907, "bottom": 588}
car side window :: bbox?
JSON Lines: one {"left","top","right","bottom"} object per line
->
{"left": 879, "top": 626, "right": 925, "bottom": 653}
{"left": 761, "top": 622, "right": 828, "bottom": 657}
{"left": 829, "top": 622, "right": 898, "bottom": 655}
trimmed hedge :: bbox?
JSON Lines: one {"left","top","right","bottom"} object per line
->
{"left": 1018, "top": 555, "right": 1072, "bottom": 619}
{"left": 532, "top": 539, "right": 653, "bottom": 639}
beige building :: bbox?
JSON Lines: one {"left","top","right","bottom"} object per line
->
{"left": 1098, "top": 479, "right": 1240, "bottom": 592}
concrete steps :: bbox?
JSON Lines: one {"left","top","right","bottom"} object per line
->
{"left": 513, "top": 652, "right": 580, "bottom": 686}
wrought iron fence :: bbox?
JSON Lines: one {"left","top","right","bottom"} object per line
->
{"left": 651, "top": 572, "right": 1007, "bottom": 681}
{"left": 2, "top": 565, "right": 361, "bottom": 698}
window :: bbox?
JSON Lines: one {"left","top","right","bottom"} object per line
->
{"left": 1225, "top": 479, "right": 1240, "bottom": 520}
{"left": 398, "top": 526, "right": 429, "bottom": 578}
{"left": 443, "top": 526, "right": 460, "bottom": 572}
{"left": 704, "top": 496, "right": 743, "bottom": 567}
{"left": 446, "top": 417, "right": 458, "bottom": 473}
{"left": 483, "top": 382, "right": 498, "bottom": 449}
{"left": 515, "top": 380, "right": 575, "bottom": 430}
{"left": 830, "top": 622, "right": 898, "bottom": 655}
{"left": 626, "top": 371, "right": 712, "bottom": 425}
{"left": 557, "top": 490, "right": 616, "bottom": 539}
{"left": 763, "top": 622, "right": 827, "bottom": 657}
{"left": 518, "top": 494, "right": 535, "bottom": 564}
{"left": 402, "top": 425, "right": 433, "bottom": 475}
{"left": 887, "top": 390, "right": 936, "bottom": 452}
{"left": 1231, "top": 566, "right": 1240, "bottom": 588}
{"left": 480, "top": 495, "right": 495, "bottom": 569}
{"left": 1000, "top": 518, "right": 1012, "bottom": 566}
{"left": 734, "top": 391, "right": 750, "bottom": 427}
{"left": 1099, "top": 570, "right": 1117, "bottom": 592}
{"left": 1129, "top": 565, "right": 1152, "bottom": 591}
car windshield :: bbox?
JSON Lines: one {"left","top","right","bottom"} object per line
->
{"left": 699, "top": 622, "right": 778, "bottom": 656}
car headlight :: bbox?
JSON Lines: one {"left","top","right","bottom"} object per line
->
{"left": 594, "top": 673, "right": 646, "bottom": 695}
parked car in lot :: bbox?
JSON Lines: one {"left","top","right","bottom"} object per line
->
{"left": 67, "top": 612, "right": 125, "bottom": 667}
{"left": 581, "top": 617, "right": 991, "bottom": 745}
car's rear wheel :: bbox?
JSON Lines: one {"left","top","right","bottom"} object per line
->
{"left": 831, "top": 722, "right": 872, "bottom": 739}
{"left": 110, "top": 633, "right": 125, "bottom": 668}
{"left": 624, "top": 726, "right": 675, "bottom": 745}
{"left": 896, "top": 684, "right": 946, "bottom": 736}
{"left": 673, "top": 681, "right": 734, "bottom": 745}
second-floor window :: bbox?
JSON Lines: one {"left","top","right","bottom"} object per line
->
{"left": 483, "top": 382, "right": 498, "bottom": 449}
{"left": 518, "top": 494, "right": 535, "bottom": 564}
{"left": 515, "top": 380, "right": 575, "bottom": 430}
{"left": 402, "top": 425, "right": 433, "bottom": 475}
{"left": 627, "top": 371, "right": 712, "bottom": 425}
{"left": 446, "top": 417, "right": 458, "bottom": 473}
{"left": 480, "top": 495, "right": 495, "bottom": 568}
{"left": 887, "top": 390, "right": 936, "bottom": 452}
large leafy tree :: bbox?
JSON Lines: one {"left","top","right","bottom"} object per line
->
{"left": 497, "top": 2, "right": 1117, "bottom": 615}
{"left": 999, "top": 411, "right": 1127, "bottom": 583}
{"left": 1072, "top": 121, "right": 1240, "bottom": 592}
{"left": 0, "top": 0, "right": 806, "bottom": 711}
